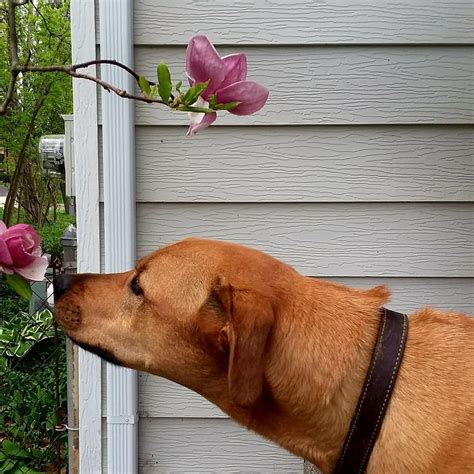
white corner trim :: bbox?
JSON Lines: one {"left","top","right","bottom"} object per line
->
{"left": 98, "top": 1, "right": 138, "bottom": 473}
{"left": 70, "top": 1, "right": 102, "bottom": 473}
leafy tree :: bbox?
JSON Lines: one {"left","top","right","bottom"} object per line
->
{"left": 0, "top": 0, "right": 72, "bottom": 226}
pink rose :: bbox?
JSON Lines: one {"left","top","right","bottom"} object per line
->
{"left": 0, "top": 221, "right": 48, "bottom": 281}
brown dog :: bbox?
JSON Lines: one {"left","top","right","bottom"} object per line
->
{"left": 54, "top": 238, "right": 474, "bottom": 473}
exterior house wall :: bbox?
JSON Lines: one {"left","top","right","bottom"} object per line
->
{"left": 93, "top": 1, "right": 473, "bottom": 471}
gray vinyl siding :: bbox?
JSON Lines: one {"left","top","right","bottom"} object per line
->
{"left": 97, "top": 1, "right": 474, "bottom": 472}
{"left": 102, "top": 419, "right": 303, "bottom": 473}
{"left": 135, "top": 203, "right": 473, "bottom": 277}
{"left": 133, "top": 46, "right": 474, "bottom": 126}
{"left": 132, "top": 0, "right": 474, "bottom": 45}
{"left": 131, "top": 126, "right": 474, "bottom": 202}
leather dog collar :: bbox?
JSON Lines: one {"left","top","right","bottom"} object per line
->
{"left": 334, "top": 308, "right": 408, "bottom": 473}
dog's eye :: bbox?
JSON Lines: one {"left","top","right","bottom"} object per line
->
{"left": 130, "top": 276, "right": 143, "bottom": 296}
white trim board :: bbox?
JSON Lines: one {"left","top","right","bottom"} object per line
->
{"left": 71, "top": 0, "right": 102, "bottom": 472}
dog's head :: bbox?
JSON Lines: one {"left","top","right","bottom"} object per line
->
{"left": 54, "top": 238, "right": 297, "bottom": 408}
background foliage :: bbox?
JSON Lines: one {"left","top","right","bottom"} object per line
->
{"left": 0, "top": 0, "right": 72, "bottom": 226}
{"left": 1, "top": 2, "right": 73, "bottom": 471}
{"left": 0, "top": 278, "right": 68, "bottom": 474}
{"left": 0, "top": 205, "right": 73, "bottom": 472}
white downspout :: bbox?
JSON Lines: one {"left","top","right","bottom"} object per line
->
{"left": 98, "top": 1, "right": 138, "bottom": 473}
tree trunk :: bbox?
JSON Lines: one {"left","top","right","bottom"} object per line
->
{"left": 2, "top": 83, "right": 51, "bottom": 226}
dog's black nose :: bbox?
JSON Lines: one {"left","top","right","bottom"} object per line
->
{"left": 53, "top": 274, "right": 74, "bottom": 301}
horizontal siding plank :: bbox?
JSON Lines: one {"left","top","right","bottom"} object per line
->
{"left": 102, "top": 420, "right": 303, "bottom": 473}
{"left": 132, "top": 1, "right": 474, "bottom": 45}
{"left": 136, "top": 203, "right": 474, "bottom": 277}
{"left": 138, "top": 418, "right": 303, "bottom": 472}
{"left": 132, "top": 46, "right": 474, "bottom": 126}
{"left": 139, "top": 375, "right": 225, "bottom": 419}
{"left": 137, "top": 277, "right": 472, "bottom": 419}
{"left": 133, "top": 126, "right": 474, "bottom": 202}
{"left": 331, "top": 278, "right": 474, "bottom": 315}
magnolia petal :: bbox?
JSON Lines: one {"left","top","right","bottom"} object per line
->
{"left": 215, "top": 80, "right": 269, "bottom": 116}
{"left": 0, "top": 221, "right": 6, "bottom": 233}
{"left": 32, "top": 246, "right": 43, "bottom": 257}
{"left": 187, "top": 96, "right": 209, "bottom": 121}
{"left": 5, "top": 235, "right": 36, "bottom": 267}
{"left": 3, "top": 224, "right": 41, "bottom": 250}
{"left": 14, "top": 255, "right": 48, "bottom": 282}
{"left": 3, "top": 223, "right": 32, "bottom": 234}
{"left": 0, "top": 238, "right": 13, "bottom": 266}
{"left": 219, "top": 54, "right": 247, "bottom": 90}
{"left": 186, "top": 35, "right": 226, "bottom": 98}
{"left": 23, "top": 232, "right": 37, "bottom": 253}
{"left": 0, "top": 265, "right": 14, "bottom": 275}
{"left": 186, "top": 98, "right": 217, "bottom": 136}
{"left": 187, "top": 111, "right": 217, "bottom": 136}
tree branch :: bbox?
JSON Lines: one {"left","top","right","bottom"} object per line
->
{"left": 8, "top": 0, "right": 19, "bottom": 66}
{"left": 14, "top": 61, "right": 165, "bottom": 105}
{"left": 65, "top": 69, "right": 164, "bottom": 104}
{"left": 1, "top": 1, "right": 167, "bottom": 116}
{"left": 18, "top": 59, "right": 149, "bottom": 84}
{"left": 73, "top": 59, "right": 151, "bottom": 85}
{"left": 3, "top": 80, "right": 52, "bottom": 225}
{"left": 30, "top": 0, "right": 70, "bottom": 45}
{"left": 1, "top": 59, "right": 166, "bottom": 116}
{"left": 0, "top": 0, "right": 21, "bottom": 115}
{"left": 1, "top": 71, "right": 20, "bottom": 115}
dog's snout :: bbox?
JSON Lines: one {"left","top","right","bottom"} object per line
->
{"left": 54, "top": 274, "right": 74, "bottom": 301}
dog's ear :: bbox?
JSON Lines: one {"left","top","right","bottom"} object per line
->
{"left": 214, "top": 279, "right": 274, "bottom": 408}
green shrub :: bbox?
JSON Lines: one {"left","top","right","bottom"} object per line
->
{"left": 38, "top": 212, "right": 75, "bottom": 258}
{"left": 0, "top": 172, "right": 11, "bottom": 184}
{"left": 0, "top": 281, "right": 29, "bottom": 316}
{"left": 0, "top": 281, "right": 68, "bottom": 472}
{"left": 0, "top": 163, "right": 12, "bottom": 185}
{"left": 0, "top": 208, "right": 73, "bottom": 471}
{"left": 0, "top": 346, "right": 68, "bottom": 472}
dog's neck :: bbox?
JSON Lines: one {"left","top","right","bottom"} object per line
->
{"left": 267, "top": 277, "right": 389, "bottom": 469}
{"left": 203, "top": 277, "right": 390, "bottom": 472}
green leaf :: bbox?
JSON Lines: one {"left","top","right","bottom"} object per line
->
{"left": 182, "top": 81, "right": 209, "bottom": 106}
{"left": 175, "top": 80, "right": 183, "bottom": 92}
{"left": 138, "top": 76, "right": 151, "bottom": 97}
{"left": 5, "top": 274, "right": 32, "bottom": 300}
{"left": 13, "top": 467, "right": 42, "bottom": 474}
{"left": 177, "top": 105, "right": 214, "bottom": 113}
{"left": 150, "top": 84, "right": 159, "bottom": 98}
{"left": 157, "top": 62, "right": 172, "bottom": 104}
{"left": 0, "top": 328, "right": 15, "bottom": 343}
{"left": 208, "top": 94, "right": 217, "bottom": 109}
{"left": 0, "top": 458, "right": 17, "bottom": 473}
{"left": 214, "top": 101, "right": 240, "bottom": 111}
{"left": 12, "top": 342, "right": 32, "bottom": 358}
{"left": 2, "top": 440, "right": 29, "bottom": 459}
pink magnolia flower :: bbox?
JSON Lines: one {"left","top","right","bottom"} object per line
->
{"left": 0, "top": 221, "right": 48, "bottom": 281}
{"left": 186, "top": 35, "right": 269, "bottom": 136}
